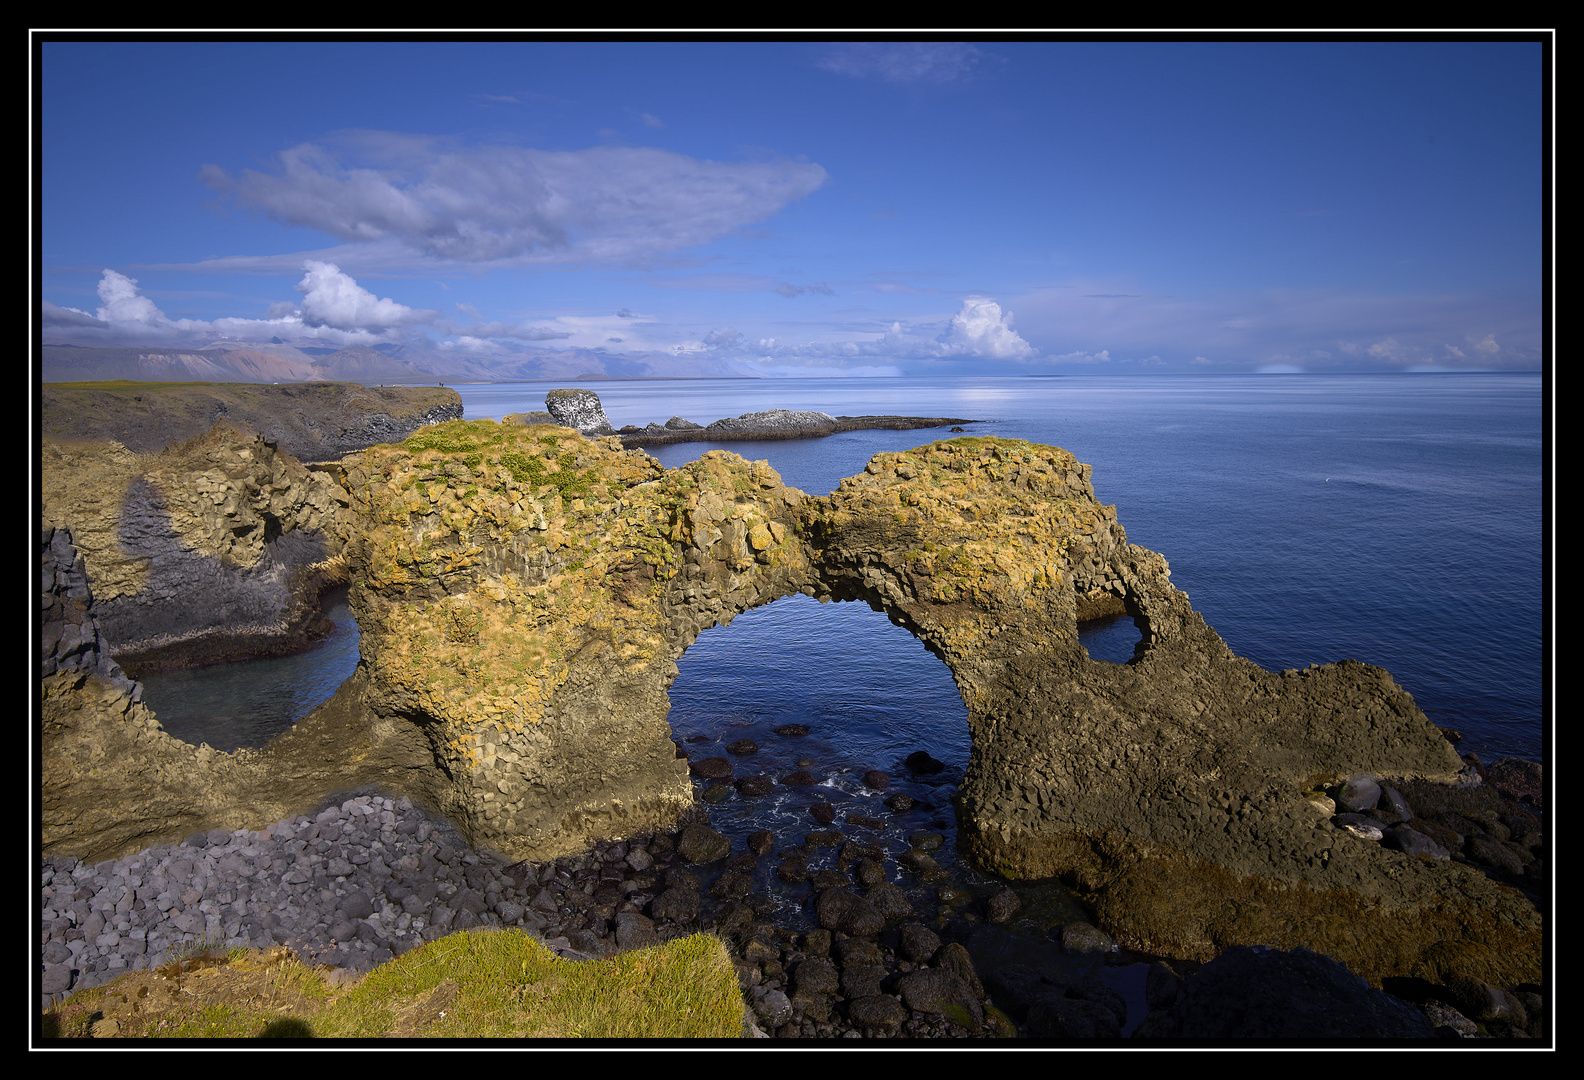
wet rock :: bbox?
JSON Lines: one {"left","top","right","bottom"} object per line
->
{"left": 884, "top": 794, "right": 915, "bottom": 813}
{"left": 905, "top": 751, "right": 946, "bottom": 774}
{"left": 773, "top": 724, "right": 810, "bottom": 737}
{"left": 899, "top": 923, "right": 942, "bottom": 963}
{"left": 736, "top": 775, "right": 774, "bottom": 798}
{"left": 814, "top": 888, "right": 884, "bottom": 937}
{"left": 808, "top": 802, "right": 835, "bottom": 824}
{"left": 781, "top": 770, "right": 817, "bottom": 786}
{"left": 1059, "top": 922, "right": 1116, "bottom": 954}
{"left": 861, "top": 771, "right": 889, "bottom": 790}
{"left": 847, "top": 994, "right": 907, "bottom": 1032}
{"left": 897, "top": 969, "right": 984, "bottom": 1031}
{"left": 726, "top": 739, "right": 758, "bottom": 755}
{"left": 984, "top": 888, "right": 1022, "bottom": 924}
{"left": 689, "top": 756, "right": 732, "bottom": 779}
{"left": 746, "top": 830, "right": 776, "bottom": 856}
{"left": 676, "top": 825, "right": 731, "bottom": 865}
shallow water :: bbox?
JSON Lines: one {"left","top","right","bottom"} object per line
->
{"left": 137, "top": 586, "right": 360, "bottom": 753}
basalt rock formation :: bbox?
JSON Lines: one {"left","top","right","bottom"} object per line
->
{"left": 41, "top": 423, "right": 351, "bottom": 675}
{"left": 39, "top": 420, "right": 1541, "bottom": 996}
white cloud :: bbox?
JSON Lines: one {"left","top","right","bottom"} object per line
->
{"left": 935, "top": 298, "right": 1036, "bottom": 360}
{"left": 296, "top": 261, "right": 434, "bottom": 331}
{"left": 1470, "top": 333, "right": 1501, "bottom": 354}
{"left": 818, "top": 43, "right": 982, "bottom": 84}
{"left": 41, "top": 266, "right": 431, "bottom": 347}
{"left": 201, "top": 135, "right": 829, "bottom": 266}
{"left": 41, "top": 299, "right": 108, "bottom": 329}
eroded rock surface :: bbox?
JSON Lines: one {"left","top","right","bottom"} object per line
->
{"left": 42, "top": 424, "right": 351, "bottom": 674}
{"left": 40, "top": 423, "right": 1542, "bottom": 996}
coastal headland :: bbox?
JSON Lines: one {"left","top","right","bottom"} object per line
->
{"left": 40, "top": 384, "right": 1543, "bottom": 1035}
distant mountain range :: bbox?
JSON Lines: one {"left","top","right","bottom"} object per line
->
{"left": 40, "top": 341, "right": 763, "bottom": 385}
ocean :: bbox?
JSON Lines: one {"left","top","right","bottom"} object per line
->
{"left": 142, "top": 372, "right": 1544, "bottom": 773}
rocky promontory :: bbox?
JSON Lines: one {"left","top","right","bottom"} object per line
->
{"left": 535, "top": 386, "right": 978, "bottom": 445}
{"left": 42, "top": 381, "right": 462, "bottom": 462}
{"left": 40, "top": 400, "right": 1543, "bottom": 1026}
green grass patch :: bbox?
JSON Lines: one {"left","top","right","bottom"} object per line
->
{"left": 43, "top": 929, "right": 746, "bottom": 1040}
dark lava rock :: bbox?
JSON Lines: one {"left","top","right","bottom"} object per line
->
{"left": 861, "top": 770, "right": 889, "bottom": 790}
{"left": 1160, "top": 946, "right": 1435, "bottom": 1038}
{"left": 907, "top": 831, "right": 944, "bottom": 851}
{"left": 809, "top": 801, "right": 835, "bottom": 824}
{"left": 906, "top": 751, "right": 946, "bottom": 774}
{"left": 1382, "top": 825, "right": 1450, "bottom": 860}
{"left": 933, "top": 942, "right": 984, "bottom": 1000}
{"left": 648, "top": 887, "right": 699, "bottom": 923}
{"left": 898, "top": 968, "right": 984, "bottom": 1031}
{"left": 984, "top": 888, "right": 1022, "bottom": 924}
{"left": 689, "top": 756, "right": 732, "bottom": 779}
{"left": 884, "top": 793, "right": 915, "bottom": 813}
{"left": 735, "top": 774, "right": 775, "bottom": 798}
{"left": 701, "top": 783, "right": 734, "bottom": 804}
{"left": 773, "top": 724, "right": 810, "bottom": 737}
{"left": 853, "top": 857, "right": 886, "bottom": 888}
{"left": 676, "top": 825, "right": 732, "bottom": 865}
{"left": 781, "top": 770, "right": 817, "bottom": 786}
{"left": 849, "top": 994, "right": 907, "bottom": 1031}
{"left": 1058, "top": 922, "right": 1116, "bottom": 954}
{"left": 746, "top": 830, "right": 776, "bottom": 855}
{"left": 814, "top": 888, "right": 885, "bottom": 937}
{"left": 1334, "top": 775, "right": 1383, "bottom": 813}
{"left": 846, "top": 815, "right": 887, "bottom": 831}
{"left": 1488, "top": 757, "right": 1543, "bottom": 807}
{"left": 726, "top": 738, "right": 759, "bottom": 756}
{"left": 792, "top": 956, "right": 840, "bottom": 995}
{"left": 899, "top": 922, "right": 942, "bottom": 963}
{"left": 866, "top": 882, "right": 914, "bottom": 919}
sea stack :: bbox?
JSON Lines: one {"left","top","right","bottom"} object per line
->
{"left": 544, "top": 388, "right": 616, "bottom": 436}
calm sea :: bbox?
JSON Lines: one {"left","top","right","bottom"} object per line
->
{"left": 143, "top": 374, "right": 1545, "bottom": 780}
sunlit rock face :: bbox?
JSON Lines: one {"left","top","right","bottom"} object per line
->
{"left": 40, "top": 422, "right": 1539, "bottom": 991}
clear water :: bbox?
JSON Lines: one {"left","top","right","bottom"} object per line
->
{"left": 138, "top": 586, "right": 361, "bottom": 753}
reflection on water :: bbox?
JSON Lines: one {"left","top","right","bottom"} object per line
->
{"left": 137, "top": 586, "right": 360, "bottom": 753}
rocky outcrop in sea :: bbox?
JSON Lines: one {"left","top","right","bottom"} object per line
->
{"left": 40, "top": 386, "right": 1545, "bottom": 1034}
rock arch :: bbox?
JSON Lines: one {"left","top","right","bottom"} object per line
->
{"left": 42, "top": 424, "right": 1540, "bottom": 988}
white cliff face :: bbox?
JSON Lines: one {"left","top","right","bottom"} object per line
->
{"left": 544, "top": 388, "right": 616, "bottom": 435}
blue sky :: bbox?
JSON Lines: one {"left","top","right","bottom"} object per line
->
{"left": 38, "top": 38, "right": 1547, "bottom": 374}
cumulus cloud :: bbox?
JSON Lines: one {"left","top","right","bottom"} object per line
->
{"left": 296, "top": 261, "right": 435, "bottom": 330}
{"left": 41, "top": 299, "right": 108, "bottom": 329}
{"left": 935, "top": 298, "right": 1036, "bottom": 360}
{"left": 42, "top": 266, "right": 436, "bottom": 347}
{"left": 817, "top": 43, "right": 982, "bottom": 84}
{"left": 200, "top": 135, "right": 829, "bottom": 266}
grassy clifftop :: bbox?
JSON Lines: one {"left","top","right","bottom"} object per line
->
{"left": 41, "top": 381, "right": 462, "bottom": 461}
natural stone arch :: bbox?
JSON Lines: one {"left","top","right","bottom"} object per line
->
{"left": 42, "top": 424, "right": 1540, "bottom": 990}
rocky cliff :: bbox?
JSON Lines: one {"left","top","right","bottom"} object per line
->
{"left": 41, "top": 381, "right": 462, "bottom": 462}
{"left": 40, "top": 422, "right": 1542, "bottom": 994}
{"left": 41, "top": 424, "right": 351, "bottom": 674}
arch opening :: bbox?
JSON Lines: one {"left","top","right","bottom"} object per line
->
{"left": 1079, "top": 611, "right": 1146, "bottom": 665}
{"left": 135, "top": 584, "right": 362, "bottom": 752}
{"left": 665, "top": 591, "right": 979, "bottom": 920}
